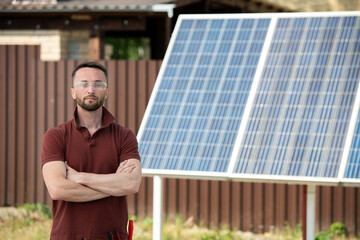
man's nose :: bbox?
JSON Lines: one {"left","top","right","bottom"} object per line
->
{"left": 86, "top": 84, "right": 95, "bottom": 92}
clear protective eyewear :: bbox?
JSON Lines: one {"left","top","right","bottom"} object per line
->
{"left": 74, "top": 81, "right": 107, "bottom": 90}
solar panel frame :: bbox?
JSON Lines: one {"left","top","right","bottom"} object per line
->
{"left": 137, "top": 11, "right": 360, "bottom": 185}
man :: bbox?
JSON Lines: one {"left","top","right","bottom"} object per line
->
{"left": 41, "top": 62, "right": 142, "bottom": 240}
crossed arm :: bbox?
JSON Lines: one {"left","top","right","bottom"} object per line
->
{"left": 42, "top": 159, "right": 142, "bottom": 202}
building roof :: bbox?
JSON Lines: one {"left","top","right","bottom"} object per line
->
{"left": 0, "top": 0, "right": 175, "bottom": 12}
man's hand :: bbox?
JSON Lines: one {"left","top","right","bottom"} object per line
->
{"left": 65, "top": 162, "right": 82, "bottom": 183}
{"left": 116, "top": 160, "right": 136, "bottom": 173}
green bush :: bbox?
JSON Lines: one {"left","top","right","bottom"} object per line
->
{"left": 19, "top": 203, "right": 52, "bottom": 219}
{"left": 330, "top": 222, "right": 347, "bottom": 237}
{"left": 315, "top": 231, "right": 333, "bottom": 240}
{"left": 315, "top": 222, "right": 348, "bottom": 240}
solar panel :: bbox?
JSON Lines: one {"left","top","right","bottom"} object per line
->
{"left": 230, "top": 15, "right": 360, "bottom": 183}
{"left": 137, "top": 12, "right": 360, "bottom": 184}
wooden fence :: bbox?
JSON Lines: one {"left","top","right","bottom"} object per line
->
{"left": 0, "top": 45, "right": 359, "bottom": 235}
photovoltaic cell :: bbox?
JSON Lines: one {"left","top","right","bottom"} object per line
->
{"left": 234, "top": 16, "right": 360, "bottom": 178}
{"left": 138, "top": 17, "right": 270, "bottom": 173}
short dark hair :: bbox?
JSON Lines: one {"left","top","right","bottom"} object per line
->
{"left": 71, "top": 62, "right": 108, "bottom": 85}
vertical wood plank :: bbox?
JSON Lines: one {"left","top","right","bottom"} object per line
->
{"left": 315, "top": 186, "right": 320, "bottom": 233}
{"left": 333, "top": 186, "right": 344, "bottom": 223}
{"left": 26, "top": 46, "right": 38, "bottom": 204}
{"left": 47, "top": 62, "right": 56, "bottom": 128}
{"left": 199, "top": 180, "right": 209, "bottom": 227}
{"left": 106, "top": 60, "right": 117, "bottom": 115}
{"left": 136, "top": 177, "right": 147, "bottom": 219}
{"left": 297, "top": 185, "right": 302, "bottom": 227}
{"left": 220, "top": 181, "right": 230, "bottom": 227}
{"left": 127, "top": 60, "right": 137, "bottom": 133}
{"left": 253, "top": 183, "right": 264, "bottom": 233}
{"left": 264, "top": 183, "right": 274, "bottom": 232}
{"left": 7, "top": 45, "right": 16, "bottom": 205}
{"left": 287, "top": 185, "right": 299, "bottom": 229}
{"left": 16, "top": 45, "right": 26, "bottom": 204}
{"left": 275, "top": 184, "right": 285, "bottom": 231}
{"left": 210, "top": 180, "right": 220, "bottom": 228}
{"left": 36, "top": 61, "right": 46, "bottom": 203}
{"left": 188, "top": 179, "right": 199, "bottom": 223}
{"left": 0, "top": 45, "right": 7, "bottom": 205}
{"left": 242, "top": 182, "right": 252, "bottom": 231}
{"left": 127, "top": 193, "right": 136, "bottom": 216}
{"left": 56, "top": 61, "right": 66, "bottom": 125}
{"left": 345, "top": 187, "right": 355, "bottom": 234}
{"left": 137, "top": 60, "right": 147, "bottom": 130}
{"left": 147, "top": 177, "right": 153, "bottom": 217}
{"left": 166, "top": 178, "right": 177, "bottom": 221}
{"left": 179, "top": 179, "right": 188, "bottom": 220}
{"left": 117, "top": 61, "right": 127, "bottom": 126}
{"left": 231, "top": 182, "right": 241, "bottom": 230}
{"left": 147, "top": 60, "right": 159, "bottom": 100}
{"left": 320, "top": 186, "right": 332, "bottom": 231}
{"left": 66, "top": 60, "right": 76, "bottom": 120}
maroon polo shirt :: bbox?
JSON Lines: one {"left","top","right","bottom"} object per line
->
{"left": 41, "top": 107, "right": 140, "bottom": 240}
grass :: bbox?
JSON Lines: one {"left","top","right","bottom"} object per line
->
{"left": 1, "top": 204, "right": 359, "bottom": 240}
{"left": 0, "top": 204, "right": 52, "bottom": 240}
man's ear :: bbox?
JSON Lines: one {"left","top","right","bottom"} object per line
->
{"left": 105, "top": 88, "right": 110, "bottom": 99}
{"left": 70, "top": 88, "right": 76, "bottom": 100}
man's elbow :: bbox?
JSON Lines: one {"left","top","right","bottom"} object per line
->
{"left": 47, "top": 187, "right": 61, "bottom": 200}
{"left": 127, "top": 178, "right": 142, "bottom": 194}
{"left": 47, "top": 185, "right": 67, "bottom": 200}
{"left": 115, "top": 178, "right": 141, "bottom": 196}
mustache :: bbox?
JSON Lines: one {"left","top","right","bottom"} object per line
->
{"left": 84, "top": 94, "right": 97, "bottom": 100}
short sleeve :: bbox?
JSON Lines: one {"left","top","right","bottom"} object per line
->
{"left": 41, "top": 128, "right": 65, "bottom": 167}
{"left": 119, "top": 128, "right": 141, "bottom": 163}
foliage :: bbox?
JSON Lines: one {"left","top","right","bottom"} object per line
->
{"left": 282, "top": 222, "right": 303, "bottom": 239}
{"left": 105, "top": 37, "right": 149, "bottom": 60}
{"left": 0, "top": 204, "right": 52, "bottom": 240}
{"left": 330, "top": 222, "right": 348, "bottom": 237}
{"left": 316, "top": 231, "right": 334, "bottom": 240}
{"left": 19, "top": 203, "right": 52, "bottom": 219}
{"left": 315, "top": 222, "right": 349, "bottom": 240}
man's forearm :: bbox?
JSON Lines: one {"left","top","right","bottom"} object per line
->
{"left": 75, "top": 171, "right": 140, "bottom": 197}
{"left": 67, "top": 159, "right": 142, "bottom": 197}
{"left": 42, "top": 161, "right": 110, "bottom": 202}
{"left": 53, "top": 180, "right": 110, "bottom": 202}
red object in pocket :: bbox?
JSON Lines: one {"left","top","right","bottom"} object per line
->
{"left": 128, "top": 220, "right": 134, "bottom": 240}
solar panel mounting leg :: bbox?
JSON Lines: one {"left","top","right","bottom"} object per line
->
{"left": 153, "top": 175, "right": 163, "bottom": 240}
{"left": 306, "top": 185, "right": 316, "bottom": 240}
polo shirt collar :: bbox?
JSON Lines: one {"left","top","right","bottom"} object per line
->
{"left": 72, "top": 106, "right": 115, "bottom": 129}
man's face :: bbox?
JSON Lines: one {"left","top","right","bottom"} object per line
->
{"left": 71, "top": 67, "right": 109, "bottom": 111}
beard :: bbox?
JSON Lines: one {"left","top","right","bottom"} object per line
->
{"left": 76, "top": 94, "right": 105, "bottom": 111}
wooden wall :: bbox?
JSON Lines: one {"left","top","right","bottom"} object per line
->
{"left": 0, "top": 45, "right": 359, "bottom": 235}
